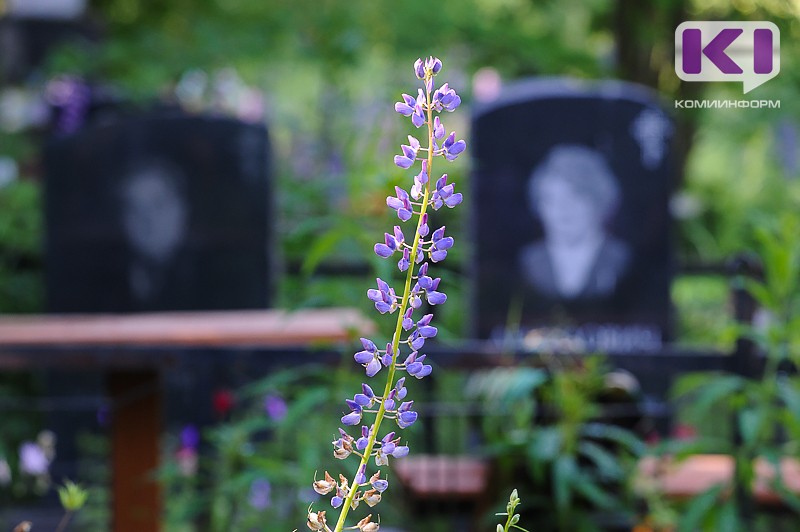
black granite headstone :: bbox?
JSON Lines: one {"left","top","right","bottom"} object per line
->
{"left": 471, "top": 78, "right": 673, "bottom": 351}
{"left": 44, "top": 112, "right": 272, "bottom": 312}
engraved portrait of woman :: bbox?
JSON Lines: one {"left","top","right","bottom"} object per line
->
{"left": 520, "top": 144, "right": 631, "bottom": 300}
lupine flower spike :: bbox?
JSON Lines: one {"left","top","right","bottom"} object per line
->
{"left": 306, "top": 56, "right": 465, "bottom": 532}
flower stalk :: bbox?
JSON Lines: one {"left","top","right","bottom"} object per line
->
{"left": 306, "top": 56, "right": 465, "bottom": 532}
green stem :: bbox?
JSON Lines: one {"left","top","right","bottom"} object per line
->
{"left": 55, "top": 510, "right": 73, "bottom": 532}
{"left": 332, "top": 72, "right": 436, "bottom": 532}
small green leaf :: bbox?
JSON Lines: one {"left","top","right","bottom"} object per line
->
{"left": 738, "top": 407, "right": 765, "bottom": 448}
{"left": 553, "top": 454, "right": 576, "bottom": 512}
{"left": 677, "top": 484, "right": 724, "bottom": 532}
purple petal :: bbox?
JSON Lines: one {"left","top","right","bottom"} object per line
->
{"left": 341, "top": 412, "right": 361, "bottom": 425}
{"left": 360, "top": 338, "right": 377, "bottom": 352}
{"left": 444, "top": 193, "right": 462, "bottom": 207}
{"left": 355, "top": 465, "right": 366, "bottom": 485}
{"left": 366, "top": 358, "right": 382, "bottom": 377}
{"left": 415, "top": 365, "right": 432, "bottom": 379}
{"left": 418, "top": 276, "right": 433, "bottom": 290}
{"left": 435, "top": 236, "right": 454, "bottom": 250}
{"left": 427, "top": 291, "right": 447, "bottom": 305}
{"left": 394, "top": 102, "right": 414, "bottom": 116}
{"left": 332, "top": 495, "right": 344, "bottom": 508}
{"left": 386, "top": 196, "right": 403, "bottom": 211}
{"left": 394, "top": 225, "right": 405, "bottom": 244}
{"left": 354, "top": 393, "right": 371, "bottom": 406}
{"left": 433, "top": 116, "right": 445, "bottom": 140}
{"left": 411, "top": 335, "right": 425, "bottom": 350}
{"left": 414, "top": 58, "right": 424, "bottom": 79}
{"left": 417, "top": 314, "right": 433, "bottom": 327}
{"left": 362, "top": 383, "right": 375, "bottom": 398}
{"left": 398, "top": 258, "right": 410, "bottom": 272}
{"left": 394, "top": 155, "right": 414, "bottom": 169}
{"left": 367, "top": 289, "right": 383, "bottom": 302}
{"left": 431, "top": 250, "right": 448, "bottom": 262}
{"left": 356, "top": 353, "right": 374, "bottom": 366}
{"left": 391, "top": 445, "right": 409, "bottom": 458}
{"left": 449, "top": 140, "right": 466, "bottom": 155}
{"left": 412, "top": 109, "right": 425, "bottom": 128}
{"left": 406, "top": 361, "right": 423, "bottom": 375}
{"left": 397, "top": 411, "right": 418, "bottom": 428}
{"left": 398, "top": 208, "right": 412, "bottom": 222}
{"left": 372, "top": 479, "right": 389, "bottom": 492}
{"left": 374, "top": 243, "right": 394, "bottom": 258}
{"left": 418, "top": 325, "right": 438, "bottom": 338}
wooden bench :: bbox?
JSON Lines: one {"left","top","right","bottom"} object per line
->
{"left": 638, "top": 454, "right": 800, "bottom": 505}
{"left": 0, "top": 308, "right": 373, "bottom": 532}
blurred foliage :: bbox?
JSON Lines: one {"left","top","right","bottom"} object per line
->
{"left": 469, "top": 357, "right": 645, "bottom": 531}
{"left": 157, "top": 362, "right": 438, "bottom": 530}
{"left": 0, "top": 0, "right": 799, "bottom": 528}
{"left": 656, "top": 212, "right": 800, "bottom": 530}
{"left": 0, "top": 180, "right": 43, "bottom": 313}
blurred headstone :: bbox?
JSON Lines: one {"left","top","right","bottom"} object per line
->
{"left": 471, "top": 78, "right": 674, "bottom": 351}
{"left": 44, "top": 111, "right": 273, "bottom": 312}
{"left": 0, "top": 15, "right": 97, "bottom": 84}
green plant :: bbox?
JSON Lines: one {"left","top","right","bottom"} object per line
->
{"left": 495, "top": 489, "right": 530, "bottom": 532}
{"left": 470, "top": 357, "right": 644, "bottom": 532}
{"left": 666, "top": 212, "right": 800, "bottom": 530}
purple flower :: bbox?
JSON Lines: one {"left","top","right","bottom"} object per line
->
{"left": 398, "top": 248, "right": 410, "bottom": 272}
{"left": 374, "top": 231, "right": 399, "bottom": 258}
{"left": 391, "top": 445, "right": 410, "bottom": 458}
{"left": 311, "top": 56, "right": 467, "bottom": 523}
{"left": 425, "top": 56, "right": 443, "bottom": 74}
{"left": 366, "top": 357, "right": 382, "bottom": 377}
{"left": 442, "top": 131, "right": 466, "bottom": 161}
{"left": 430, "top": 173, "right": 463, "bottom": 210}
{"left": 410, "top": 161, "right": 429, "bottom": 200}
{"left": 414, "top": 58, "right": 425, "bottom": 79}
{"left": 354, "top": 464, "right": 367, "bottom": 485}
{"left": 397, "top": 401, "right": 418, "bottom": 429}
{"left": 341, "top": 400, "right": 363, "bottom": 425}
{"left": 426, "top": 290, "right": 447, "bottom": 305}
{"left": 394, "top": 93, "right": 416, "bottom": 116}
{"left": 432, "top": 82, "right": 462, "bottom": 112}
{"left": 412, "top": 104, "right": 425, "bottom": 128}
{"left": 386, "top": 186, "right": 413, "bottom": 221}
{"left": 19, "top": 442, "right": 49, "bottom": 476}
{"left": 264, "top": 395, "right": 288, "bottom": 421}
{"left": 372, "top": 478, "right": 388, "bottom": 492}
{"left": 433, "top": 116, "right": 445, "bottom": 140}
{"left": 248, "top": 478, "right": 272, "bottom": 510}
{"left": 181, "top": 425, "right": 200, "bottom": 449}
{"left": 367, "top": 278, "right": 398, "bottom": 314}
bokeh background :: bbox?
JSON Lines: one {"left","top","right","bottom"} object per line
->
{"left": 1, "top": 0, "right": 799, "bottom": 531}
